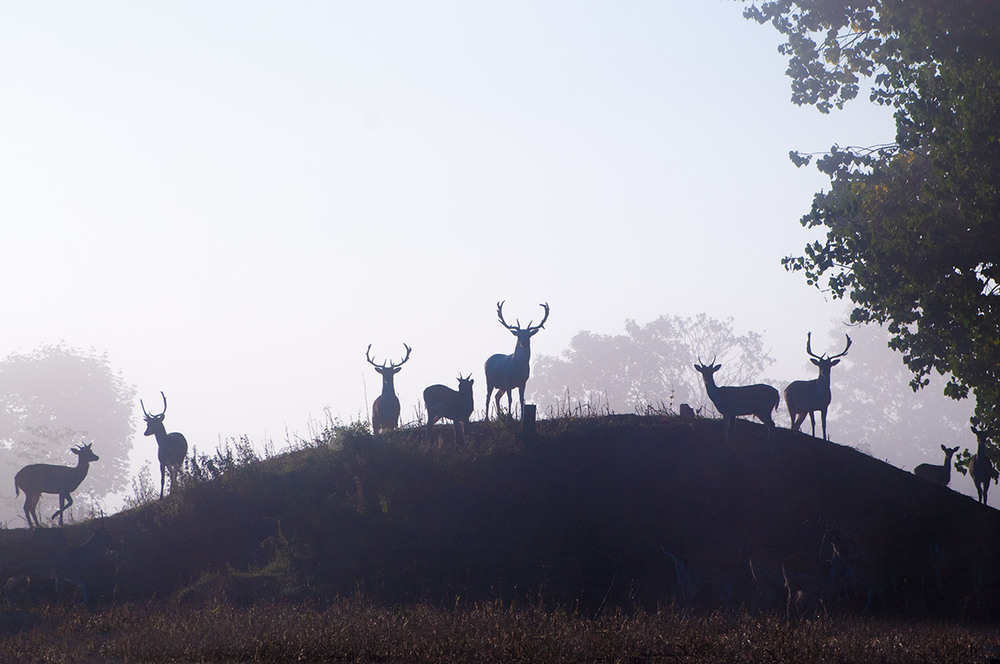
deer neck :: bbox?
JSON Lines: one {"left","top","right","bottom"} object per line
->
{"left": 512, "top": 337, "right": 531, "bottom": 363}
{"left": 380, "top": 374, "right": 396, "bottom": 399}
{"left": 70, "top": 456, "right": 93, "bottom": 485}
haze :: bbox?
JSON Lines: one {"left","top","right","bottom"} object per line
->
{"left": 0, "top": 2, "right": 976, "bottom": 510}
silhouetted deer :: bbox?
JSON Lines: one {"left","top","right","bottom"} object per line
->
{"left": 694, "top": 359, "right": 779, "bottom": 444}
{"left": 913, "top": 444, "right": 960, "bottom": 486}
{"left": 424, "top": 375, "right": 475, "bottom": 444}
{"left": 141, "top": 391, "right": 189, "bottom": 498}
{"left": 14, "top": 443, "right": 100, "bottom": 528}
{"left": 970, "top": 426, "right": 998, "bottom": 505}
{"left": 485, "top": 301, "right": 549, "bottom": 419}
{"left": 784, "top": 333, "right": 852, "bottom": 440}
{"left": 366, "top": 343, "right": 412, "bottom": 434}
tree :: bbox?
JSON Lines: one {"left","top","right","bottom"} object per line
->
{"left": 530, "top": 313, "right": 775, "bottom": 416}
{"left": 0, "top": 344, "right": 136, "bottom": 526}
{"left": 744, "top": 0, "right": 1000, "bottom": 433}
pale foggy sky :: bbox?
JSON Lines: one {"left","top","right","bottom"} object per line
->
{"left": 5, "top": 2, "right": 965, "bottom": 492}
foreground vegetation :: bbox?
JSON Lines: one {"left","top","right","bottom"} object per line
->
{"left": 5, "top": 414, "right": 1000, "bottom": 661}
{"left": 3, "top": 600, "right": 1000, "bottom": 664}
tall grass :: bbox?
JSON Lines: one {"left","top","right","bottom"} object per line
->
{"left": 1, "top": 601, "right": 998, "bottom": 664}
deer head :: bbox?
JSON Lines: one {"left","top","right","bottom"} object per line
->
{"left": 806, "top": 332, "right": 852, "bottom": 375}
{"left": 366, "top": 343, "right": 412, "bottom": 380}
{"left": 496, "top": 301, "right": 550, "bottom": 349}
{"left": 140, "top": 391, "right": 170, "bottom": 436}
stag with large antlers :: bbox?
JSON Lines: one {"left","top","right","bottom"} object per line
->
{"left": 14, "top": 443, "right": 100, "bottom": 528}
{"left": 141, "top": 391, "right": 189, "bottom": 498}
{"left": 694, "top": 360, "right": 779, "bottom": 444}
{"left": 784, "top": 333, "right": 852, "bottom": 441}
{"left": 366, "top": 343, "right": 412, "bottom": 434}
{"left": 485, "top": 301, "right": 549, "bottom": 420}
{"left": 970, "top": 426, "right": 998, "bottom": 505}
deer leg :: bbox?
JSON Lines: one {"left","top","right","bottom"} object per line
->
{"left": 494, "top": 390, "right": 504, "bottom": 418}
{"left": 24, "top": 493, "right": 40, "bottom": 528}
{"left": 820, "top": 410, "right": 828, "bottom": 440}
{"left": 160, "top": 463, "right": 167, "bottom": 499}
{"left": 52, "top": 493, "right": 73, "bottom": 525}
{"left": 791, "top": 412, "right": 806, "bottom": 432}
{"left": 808, "top": 412, "right": 817, "bottom": 438}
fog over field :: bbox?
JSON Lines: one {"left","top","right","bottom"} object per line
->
{"left": 0, "top": 3, "right": 976, "bottom": 523}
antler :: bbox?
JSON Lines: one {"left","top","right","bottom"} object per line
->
{"left": 807, "top": 332, "right": 852, "bottom": 360}
{"left": 140, "top": 391, "right": 168, "bottom": 420}
{"left": 496, "top": 301, "right": 550, "bottom": 332}
{"left": 366, "top": 344, "right": 384, "bottom": 368}
{"left": 830, "top": 335, "right": 852, "bottom": 360}
{"left": 366, "top": 344, "right": 412, "bottom": 369}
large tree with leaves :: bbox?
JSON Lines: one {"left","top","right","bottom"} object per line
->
{"left": 744, "top": 0, "right": 1000, "bottom": 432}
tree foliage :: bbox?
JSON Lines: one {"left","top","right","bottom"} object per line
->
{"left": 530, "top": 313, "right": 775, "bottom": 416}
{"left": 0, "top": 344, "right": 136, "bottom": 524}
{"left": 745, "top": 0, "right": 1000, "bottom": 431}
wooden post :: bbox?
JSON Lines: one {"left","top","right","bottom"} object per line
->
{"left": 522, "top": 404, "right": 537, "bottom": 441}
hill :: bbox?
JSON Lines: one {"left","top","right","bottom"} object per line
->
{"left": 3, "top": 414, "right": 999, "bottom": 619}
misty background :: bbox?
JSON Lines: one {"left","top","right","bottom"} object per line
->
{"left": 0, "top": 3, "right": 977, "bottom": 526}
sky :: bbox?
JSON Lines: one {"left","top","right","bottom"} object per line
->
{"left": 4, "top": 2, "right": 968, "bottom": 504}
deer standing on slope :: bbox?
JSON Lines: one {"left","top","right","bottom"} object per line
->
{"left": 969, "top": 426, "right": 998, "bottom": 505}
{"left": 14, "top": 443, "right": 100, "bottom": 528}
{"left": 424, "top": 375, "right": 475, "bottom": 445}
{"left": 366, "top": 343, "right": 412, "bottom": 434}
{"left": 485, "top": 301, "right": 549, "bottom": 420}
{"left": 141, "top": 391, "right": 189, "bottom": 498}
{"left": 694, "top": 360, "right": 779, "bottom": 444}
{"left": 913, "top": 444, "right": 960, "bottom": 486}
{"left": 784, "top": 333, "right": 852, "bottom": 441}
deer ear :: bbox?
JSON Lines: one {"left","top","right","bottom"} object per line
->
{"left": 830, "top": 359, "right": 841, "bottom": 366}
{"left": 810, "top": 358, "right": 821, "bottom": 367}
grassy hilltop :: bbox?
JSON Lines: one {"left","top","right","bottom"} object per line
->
{"left": 3, "top": 413, "right": 1000, "bottom": 662}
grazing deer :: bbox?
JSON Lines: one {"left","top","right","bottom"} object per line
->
{"left": 485, "top": 301, "right": 549, "bottom": 420}
{"left": 913, "top": 444, "right": 960, "bottom": 486}
{"left": 693, "top": 360, "right": 779, "bottom": 444}
{"left": 969, "top": 426, "right": 998, "bottom": 505}
{"left": 141, "top": 391, "right": 189, "bottom": 498}
{"left": 366, "top": 343, "right": 412, "bottom": 434}
{"left": 424, "top": 375, "right": 475, "bottom": 444}
{"left": 14, "top": 443, "right": 100, "bottom": 528}
{"left": 784, "top": 333, "right": 852, "bottom": 441}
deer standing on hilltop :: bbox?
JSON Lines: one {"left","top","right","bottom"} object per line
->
{"left": 694, "top": 360, "right": 779, "bottom": 444}
{"left": 366, "top": 343, "right": 412, "bottom": 434}
{"left": 784, "top": 333, "right": 852, "bottom": 441}
{"left": 970, "top": 426, "right": 998, "bottom": 505}
{"left": 485, "top": 301, "right": 549, "bottom": 420}
{"left": 14, "top": 443, "right": 100, "bottom": 528}
{"left": 913, "top": 444, "right": 960, "bottom": 486}
{"left": 141, "top": 391, "right": 189, "bottom": 498}
{"left": 424, "top": 375, "right": 475, "bottom": 445}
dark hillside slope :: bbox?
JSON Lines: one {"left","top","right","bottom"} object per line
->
{"left": 3, "top": 415, "right": 998, "bottom": 618}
